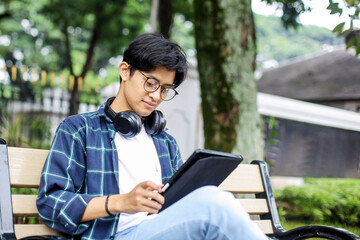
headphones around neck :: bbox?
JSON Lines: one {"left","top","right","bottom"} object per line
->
{"left": 104, "top": 97, "right": 166, "bottom": 138}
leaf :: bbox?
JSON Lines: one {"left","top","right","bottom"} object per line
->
{"left": 332, "top": 22, "right": 345, "bottom": 33}
{"left": 356, "top": 44, "right": 360, "bottom": 56}
{"left": 355, "top": 9, "right": 360, "bottom": 17}
{"left": 345, "top": 0, "right": 355, "bottom": 5}
{"left": 346, "top": 37, "right": 356, "bottom": 49}
{"left": 326, "top": 2, "right": 343, "bottom": 16}
{"left": 342, "top": 29, "right": 352, "bottom": 36}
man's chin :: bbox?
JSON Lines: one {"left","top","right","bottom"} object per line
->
{"left": 136, "top": 110, "right": 153, "bottom": 118}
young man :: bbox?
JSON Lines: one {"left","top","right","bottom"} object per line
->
{"left": 37, "top": 33, "right": 268, "bottom": 240}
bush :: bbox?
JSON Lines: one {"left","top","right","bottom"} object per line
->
{"left": 274, "top": 178, "right": 360, "bottom": 226}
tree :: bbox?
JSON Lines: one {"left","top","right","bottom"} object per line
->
{"left": 261, "top": 0, "right": 309, "bottom": 29}
{"left": 264, "top": 0, "right": 360, "bottom": 54}
{"left": 1, "top": 0, "right": 152, "bottom": 115}
{"left": 327, "top": 0, "right": 360, "bottom": 54}
{"left": 0, "top": 0, "right": 61, "bottom": 69}
{"left": 155, "top": 0, "right": 193, "bottom": 39}
{"left": 158, "top": 0, "right": 173, "bottom": 39}
{"left": 193, "top": 0, "right": 263, "bottom": 162}
{"left": 191, "top": 0, "right": 359, "bottom": 162}
{"left": 39, "top": 0, "right": 149, "bottom": 115}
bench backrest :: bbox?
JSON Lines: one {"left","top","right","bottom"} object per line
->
{"left": 0, "top": 143, "right": 282, "bottom": 239}
{"left": 219, "top": 160, "right": 284, "bottom": 235}
{"left": 0, "top": 144, "right": 66, "bottom": 239}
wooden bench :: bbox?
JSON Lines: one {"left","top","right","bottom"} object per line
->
{"left": 1, "top": 139, "right": 359, "bottom": 240}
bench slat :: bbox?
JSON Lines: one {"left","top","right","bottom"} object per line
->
{"left": 12, "top": 195, "right": 270, "bottom": 216}
{"left": 238, "top": 199, "right": 269, "bottom": 215}
{"left": 219, "top": 165, "right": 264, "bottom": 193}
{"left": 8, "top": 147, "right": 48, "bottom": 188}
{"left": 13, "top": 221, "right": 274, "bottom": 238}
{"left": 254, "top": 220, "right": 274, "bottom": 234}
{"left": 12, "top": 195, "right": 38, "bottom": 216}
{"left": 14, "top": 224, "right": 65, "bottom": 239}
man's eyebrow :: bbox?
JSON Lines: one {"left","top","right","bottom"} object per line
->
{"left": 143, "top": 73, "right": 160, "bottom": 82}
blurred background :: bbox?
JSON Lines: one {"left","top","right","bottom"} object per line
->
{"left": 1, "top": 0, "right": 359, "bottom": 234}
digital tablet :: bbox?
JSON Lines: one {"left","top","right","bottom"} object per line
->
{"left": 159, "top": 149, "right": 243, "bottom": 212}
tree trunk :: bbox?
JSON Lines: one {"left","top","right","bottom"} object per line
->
{"left": 158, "top": 0, "right": 173, "bottom": 39}
{"left": 69, "top": 77, "right": 80, "bottom": 116}
{"left": 67, "top": 12, "right": 101, "bottom": 116}
{"left": 193, "top": 0, "right": 263, "bottom": 162}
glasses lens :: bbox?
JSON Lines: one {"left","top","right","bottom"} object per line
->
{"left": 144, "top": 78, "right": 159, "bottom": 92}
{"left": 162, "top": 88, "right": 177, "bottom": 101}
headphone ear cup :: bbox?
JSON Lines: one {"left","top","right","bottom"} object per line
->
{"left": 114, "top": 111, "right": 142, "bottom": 138}
{"left": 144, "top": 110, "right": 166, "bottom": 135}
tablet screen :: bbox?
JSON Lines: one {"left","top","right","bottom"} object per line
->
{"left": 160, "top": 149, "right": 243, "bottom": 212}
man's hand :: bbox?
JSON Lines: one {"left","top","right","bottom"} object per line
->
{"left": 80, "top": 181, "right": 164, "bottom": 222}
{"left": 111, "top": 181, "right": 165, "bottom": 214}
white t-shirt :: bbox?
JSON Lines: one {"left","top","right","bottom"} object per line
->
{"left": 115, "top": 125, "right": 162, "bottom": 233}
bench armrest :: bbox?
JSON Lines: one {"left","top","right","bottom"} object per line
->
{"left": 0, "top": 139, "right": 16, "bottom": 240}
{"left": 272, "top": 225, "right": 360, "bottom": 240}
{"left": 19, "top": 236, "right": 71, "bottom": 240}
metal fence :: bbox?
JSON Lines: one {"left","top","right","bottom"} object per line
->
{"left": 0, "top": 79, "right": 99, "bottom": 148}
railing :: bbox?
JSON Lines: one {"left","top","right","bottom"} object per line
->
{"left": 0, "top": 63, "right": 102, "bottom": 147}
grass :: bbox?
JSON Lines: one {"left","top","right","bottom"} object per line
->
{"left": 273, "top": 177, "right": 360, "bottom": 238}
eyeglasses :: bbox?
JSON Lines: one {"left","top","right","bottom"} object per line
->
{"left": 137, "top": 70, "right": 179, "bottom": 101}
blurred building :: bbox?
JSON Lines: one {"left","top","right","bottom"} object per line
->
{"left": 257, "top": 48, "right": 360, "bottom": 112}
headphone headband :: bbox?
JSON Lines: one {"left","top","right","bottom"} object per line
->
{"left": 104, "top": 97, "right": 117, "bottom": 120}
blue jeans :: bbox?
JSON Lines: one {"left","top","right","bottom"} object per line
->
{"left": 115, "top": 186, "right": 268, "bottom": 240}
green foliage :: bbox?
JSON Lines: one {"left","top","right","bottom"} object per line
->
{"left": 326, "top": 1, "right": 343, "bottom": 15}
{"left": 0, "top": 0, "right": 62, "bottom": 71}
{"left": 327, "top": 0, "right": 360, "bottom": 55}
{"left": 261, "top": 0, "right": 309, "bottom": 29}
{"left": 11, "top": 187, "right": 38, "bottom": 195}
{"left": 274, "top": 178, "right": 360, "bottom": 226}
{"left": 255, "top": 13, "right": 343, "bottom": 67}
{"left": 11, "top": 188, "right": 39, "bottom": 224}
{"left": 263, "top": 116, "right": 279, "bottom": 168}
{"left": 0, "top": 108, "right": 51, "bottom": 148}
{"left": 0, "top": 0, "right": 151, "bottom": 83}
{"left": 0, "top": 110, "right": 27, "bottom": 147}
{"left": 28, "top": 115, "right": 51, "bottom": 149}
{"left": 333, "top": 22, "right": 346, "bottom": 33}
{"left": 170, "top": 14, "right": 195, "bottom": 57}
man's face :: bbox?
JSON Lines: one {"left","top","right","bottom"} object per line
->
{"left": 122, "top": 65, "right": 176, "bottom": 117}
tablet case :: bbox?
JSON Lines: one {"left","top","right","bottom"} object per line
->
{"left": 160, "top": 149, "right": 243, "bottom": 212}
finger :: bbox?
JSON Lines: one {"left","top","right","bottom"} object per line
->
{"left": 128, "top": 194, "right": 162, "bottom": 214}
{"left": 146, "top": 191, "right": 165, "bottom": 205}
{"left": 142, "top": 205, "right": 160, "bottom": 214}
{"left": 158, "top": 184, "right": 164, "bottom": 193}
{"left": 140, "top": 180, "right": 161, "bottom": 191}
{"left": 143, "top": 198, "right": 163, "bottom": 212}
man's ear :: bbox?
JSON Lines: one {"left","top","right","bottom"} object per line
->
{"left": 119, "top": 62, "right": 130, "bottom": 81}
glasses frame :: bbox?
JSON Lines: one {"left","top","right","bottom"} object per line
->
{"left": 137, "top": 70, "right": 179, "bottom": 101}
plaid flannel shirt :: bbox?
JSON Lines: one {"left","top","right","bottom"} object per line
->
{"left": 36, "top": 102, "right": 183, "bottom": 240}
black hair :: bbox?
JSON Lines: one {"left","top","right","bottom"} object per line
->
{"left": 122, "top": 33, "right": 188, "bottom": 88}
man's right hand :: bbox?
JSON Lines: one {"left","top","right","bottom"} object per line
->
{"left": 109, "top": 181, "right": 165, "bottom": 214}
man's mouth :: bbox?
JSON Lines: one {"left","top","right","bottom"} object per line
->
{"left": 143, "top": 100, "right": 156, "bottom": 109}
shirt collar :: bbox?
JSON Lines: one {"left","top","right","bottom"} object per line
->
{"left": 98, "top": 100, "right": 113, "bottom": 123}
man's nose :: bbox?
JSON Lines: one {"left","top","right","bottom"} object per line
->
{"left": 149, "top": 88, "right": 162, "bottom": 101}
